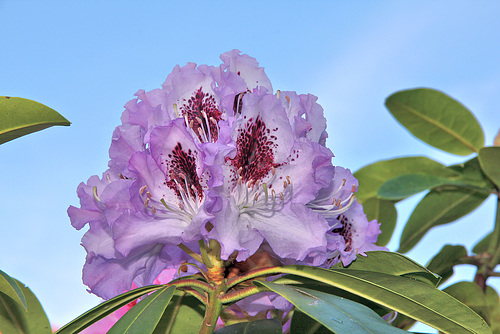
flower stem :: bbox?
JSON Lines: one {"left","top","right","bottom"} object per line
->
{"left": 199, "top": 284, "right": 224, "bottom": 334}
{"left": 476, "top": 195, "right": 500, "bottom": 290}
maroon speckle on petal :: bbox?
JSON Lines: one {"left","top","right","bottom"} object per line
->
{"left": 180, "top": 87, "right": 221, "bottom": 142}
{"left": 333, "top": 215, "right": 353, "bottom": 252}
{"left": 228, "top": 116, "right": 279, "bottom": 182}
{"left": 165, "top": 142, "right": 203, "bottom": 201}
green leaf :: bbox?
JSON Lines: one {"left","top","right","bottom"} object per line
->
{"left": 256, "top": 282, "right": 406, "bottom": 334}
{"left": 426, "top": 245, "right": 468, "bottom": 286}
{"left": 473, "top": 232, "right": 492, "bottom": 254}
{"left": 108, "top": 285, "right": 176, "bottom": 334}
{"left": 398, "top": 188, "right": 489, "bottom": 253}
{"left": 56, "top": 285, "right": 161, "bottom": 334}
{"left": 0, "top": 270, "right": 26, "bottom": 310}
{"left": 378, "top": 174, "right": 466, "bottom": 200}
{"left": 361, "top": 198, "right": 397, "bottom": 246}
{"left": 448, "top": 158, "right": 494, "bottom": 189}
{"left": 277, "top": 265, "right": 491, "bottom": 334}
{"left": 385, "top": 88, "right": 484, "bottom": 155}
{"left": 0, "top": 279, "right": 52, "bottom": 334}
{"left": 291, "top": 310, "right": 334, "bottom": 334}
{"left": 444, "top": 282, "right": 500, "bottom": 333}
{"left": 354, "top": 157, "right": 460, "bottom": 202}
{"left": 0, "top": 96, "right": 70, "bottom": 145}
{"left": 152, "top": 291, "right": 205, "bottom": 334}
{"left": 332, "top": 251, "right": 440, "bottom": 287}
{"left": 214, "top": 319, "right": 283, "bottom": 334}
{"left": 478, "top": 147, "right": 500, "bottom": 189}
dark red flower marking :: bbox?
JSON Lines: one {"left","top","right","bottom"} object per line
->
{"left": 164, "top": 143, "right": 203, "bottom": 201}
{"left": 180, "top": 87, "right": 221, "bottom": 142}
{"left": 332, "top": 215, "right": 353, "bottom": 252}
{"left": 228, "top": 116, "right": 280, "bottom": 183}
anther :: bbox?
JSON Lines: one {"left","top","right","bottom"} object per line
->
{"left": 277, "top": 90, "right": 281, "bottom": 99}
{"left": 152, "top": 206, "right": 156, "bottom": 213}
{"left": 285, "top": 95, "right": 290, "bottom": 104}
{"left": 280, "top": 192, "right": 284, "bottom": 201}
{"left": 173, "top": 104, "right": 179, "bottom": 117}
{"left": 144, "top": 198, "right": 150, "bottom": 207}
{"left": 286, "top": 176, "right": 291, "bottom": 184}
{"left": 140, "top": 185, "right": 147, "bottom": 195}
{"left": 342, "top": 179, "right": 347, "bottom": 186}
{"left": 351, "top": 184, "right": 356, "bottom": 192}
{"left": 271, "top": 166, "right": 275, "bottom": 175}
{"left": 106, "top": 173, "right": 111, "bottom": 181}
{"left": 92, "top": 186, "right": 101, "bottom": 202}
{"left": 146, "top": 191, "right": 152, "bottom": 198}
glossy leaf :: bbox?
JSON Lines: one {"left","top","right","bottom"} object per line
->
{"left": 478, "top": 147, "right": 500, "bottom": 189}
{"left": 361, "top": 198, "right": 397, "bottom": 246}
{"left": 214, "top": 319, "right": 283, "bottom": 334}
{"left": 256, "top": 282, "right": 406, "bottom": 334}
{"left": 354, "top": 157, "right": 459, "bottom": 202}
{"left": 332, "top": 251, "right": 440, "bottom": 287}
{"left": 0, "top": 270, "right": 26, "bottom": 310}
{"left": 426, "top": 245, "right": 468, "bottom": 286}
{"left": 398, "top": 188, "right": 489, "bottom": 253}
{"left": 378, "top": 174, "right": 465, "bottom": 200}
{"left": 108, "top": 285, "right": 176, "bottom": 334}
{"left": 385, "top": 88, "right": 484, "bottom": 155}
{"left": 278, "top": 265, "right": 491, "bottom": 334}
{"left": 152, "top": 291, "right": 204, "bottom": 334}
{"left": 56, "top": 285, "right": 161, "bottom": 334}
{"left": 0, "top": 279, "right": 52, "bottom": 334}
{"left": 444, "top": 282, "right": 500, "bottom": 333}
{"left": 0, "top": 96, "right": 70, "bottom": 145}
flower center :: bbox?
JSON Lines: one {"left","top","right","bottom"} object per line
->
{"left": 228, "top": 116, "right": 280, "bottom": 183}
{"left": 179, "top": 87, "right": 221, "bottom": 142}
{"left": 164, "top": 142, "right": 204, "bottom": 202}
{"left": 307, "top": 180, "right": 356, "bottom": 218}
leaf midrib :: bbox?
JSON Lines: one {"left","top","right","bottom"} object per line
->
{"left": 394, "top": 101, "right": 478, "bottom": 153}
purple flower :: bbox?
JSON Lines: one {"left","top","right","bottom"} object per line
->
{"left": 68, "top": 50, "right": 384, "bottom": 302}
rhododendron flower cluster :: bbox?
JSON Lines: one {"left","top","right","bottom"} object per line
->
{"left": 68, "top": 50, "right": 384, "bottom": 302}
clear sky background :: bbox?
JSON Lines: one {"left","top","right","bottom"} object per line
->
{"left": 1, "top": 1, "right": 499, "bottom": 332}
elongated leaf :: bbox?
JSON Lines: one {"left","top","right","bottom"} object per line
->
{"left": 332, "top": 251, "right": 439, "bottom": 287}
{"left": 256, "top": 282, "right": 406, "bottom": 334}
{"left": 444, "top": 282, "right": 500, "bottom": 333}
{"left": 108, "top": 285, "right": 176, "bottom": 334}
{"left": 385, "top": 88, "right": 484, "bottom": 155}
{"left": 426, "top": 245, "right": 468, "bottom": 286}
{"left": 0, "top": 270, "right": 26, "bottom": 310}
{"left": 56, "top": 285, "right": 161, "bottom": 334}
{"left": 152, "top": 291, "right": 204, "bottom": 334}
{"left": 354, "top": 157, "right": 459, "bottom": 202}
{"left": 378, "top": 174, "right": 466, "bottom": 200}
{"left": 0, "top": 279, "right": 51, "bottom": 334}
{"left": 0, "top": 96, "right": 70, "bottom": 144}
{"left": 214, "top": 319, "right": 283, "bottom": 334}
{"left": 478, "top": 147, "right": 500, "bottom": 189}
{"left": 361, "top": 198, "right": 397, "bottom": 246}
{"left": 398, "top": 188, "right": 489, "bottom": 253}
{"left": 277, "top": 265, "right": 491, "bottom": 334}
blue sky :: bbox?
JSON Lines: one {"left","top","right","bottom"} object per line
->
{"left": 1, "top": 1, "right": 499, "bottom": 331}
